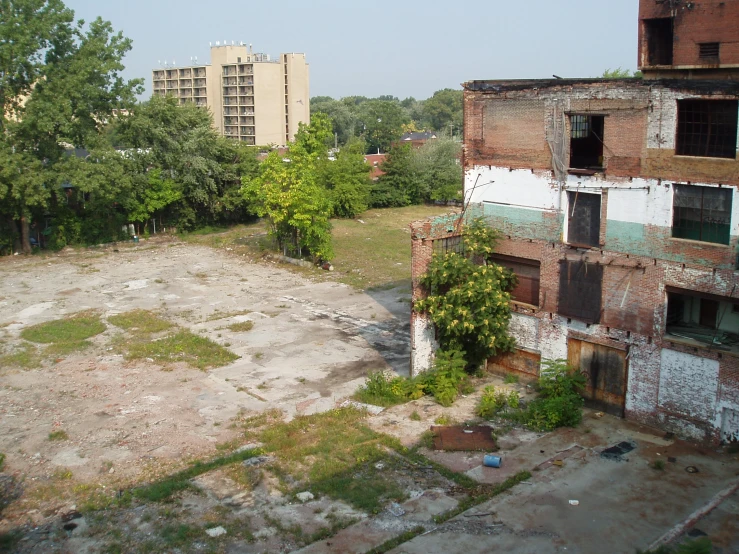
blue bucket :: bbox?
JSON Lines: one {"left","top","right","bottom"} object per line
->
{"left": 483, "top": 454, "right": 502, "bottom": 468}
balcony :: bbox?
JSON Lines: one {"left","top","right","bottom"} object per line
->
{"left": 179, "top": 69, "right": 191, "bottom": 78}
{"left": 195, "top": 79, "right": 206, "bottom": 87}
{"left": 195, "top": 68, "right": 207, "bottom": 78}
{"left": 194, "top": 88, "right": 207, "bottom": 97}
{"left": 238, "top": 77, "right": 254, "bottom": 86}
{"left": 179, "top": 79, "right": 192, "bottom": 88}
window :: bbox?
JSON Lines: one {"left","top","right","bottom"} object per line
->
{"left": 666, "top": 287, "right": 739, "bottom": 352}
{"left": 644, "top": 18, "right": 673, "bottom": 65}
{"left": 672, "top": 185, "right": 732, "bottom": 245}
{"left": 699, "top": 42, "right": 720, "bottom": 60}
{"left": 489, "top": 255, "right": 540, "bottom": 307}
{"left": 433, "top": 236, "right": 464, "bottom": 256}
{"left": 676, "top": 100, "right": 738, "bottom": 159}
{"left": 567, "top": 191, "right": 601, "bottom": 247}
{"left": 569, "top": 115, "right": 604, "bottom": 169}
{"left": 558, "top": 261, "right": 603, "bottom": 323}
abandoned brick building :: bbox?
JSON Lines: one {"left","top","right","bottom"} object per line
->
{"left": 410, "top": 0, "right": 739, "bottom": 444}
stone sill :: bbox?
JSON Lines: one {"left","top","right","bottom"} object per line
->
{"left": 668, "top": 237, "right": 731, "bottom": 249}
{"left": 672, "top": 155, "right": 737, "bottom": 163}
{"left": 664, "top": 335, "right": 739, "bottom": 359}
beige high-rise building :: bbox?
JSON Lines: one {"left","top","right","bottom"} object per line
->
{"left": 152, "top": 44, "right": 310, "bottom": 146}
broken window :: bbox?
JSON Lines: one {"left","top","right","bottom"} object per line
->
{"left": 699, "top": 42, "right": 720, "bottom": 61}
{"left": 666, "top": 287, "right": 739, "bottom": 353}
{"left": 676, "top": 100, "right": 738, "bottom": 159}
{"left": 558, "top": 261, "right": 603, "bottom": 323}
{"left": 672, "top": 185, "right": 732, "bottom": 245}
{"left": 569, "top": 115, "right": 604, "bottom": 170}
{"left": 433, "top": 235, "right": 464, "bottom": 256}
{"left": 644, "top": 18, "right": 673, "bottom": 65}
{"left": 489, "top": 254, "right": 540, "bottom": 307}
{"left": 567, "top": 191, "right": 601, "bottom": 248}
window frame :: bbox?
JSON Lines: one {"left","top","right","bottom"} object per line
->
{"left": 489, "top": 254, "right": 541, "bottom": 308}
{"left": 675, "top": 99, "right": 739, "bottom": 159}
{"left": 671, "top": 184, "right": 733, "bottom": 246}
{"left": 566, "top": 191, "right": 602, "bottom": 248}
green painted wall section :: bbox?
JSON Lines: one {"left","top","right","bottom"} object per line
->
{"left": 482, "top": 204, "right": 562, "bottom": 242}
{"left": 606, "top": 219, "right": 738, "bottom": 269}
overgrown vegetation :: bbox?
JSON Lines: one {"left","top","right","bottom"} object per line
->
{"left": 108, "top": 309, "right": 173, "bottom": 335}
{"left": 21, "top": 311, "right": 105, "bottom": 353}
{"left": 414, "top": 217, "right": 516, "bottom": 369}
{"left": 477, "top": 360, "right": 586, "bottom": 432}
{"left": 0, "top": 342, "right": 41, "bottom": 370}
{"left": 354, "top": 349, "right": 471, "bottom": 408}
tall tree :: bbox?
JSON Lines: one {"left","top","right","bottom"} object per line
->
{"left": 0, "top": 0, "right": 142, "bottom": 252}
{"left": 370, "top": 143, "right": 419, "bottom": 208}
{"left": 414, "top": 137, "right": 463, "bottom": 203}
{"left": 319, "top": 139, "right": 371, "bottom": 218}
{"left": 357, "top": 100, "right": 409, "bottom": 154}
{"left": 422, "top": 89, "right": 463, "bottom": 134}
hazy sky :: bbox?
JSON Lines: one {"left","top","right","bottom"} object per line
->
{"left": 64, "top": 0, "right": 639, "bottom": 100}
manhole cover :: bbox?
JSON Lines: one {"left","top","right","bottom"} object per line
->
{"left": 431, "top": 426, "right": 497, "bottom": 451}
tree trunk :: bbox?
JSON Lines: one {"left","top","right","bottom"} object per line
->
{"left": 20, "top": 216, "right": 31, "bottom": 254}
{"left": 7, "top": 216, "right": 21, "bottom": 254}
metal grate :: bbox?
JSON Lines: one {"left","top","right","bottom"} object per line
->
{"left": 676, "top": 100, "right": 739, "bottom": 159}
{"left": 570, "top": 115, "right": 590, "bottom": 139}
{"left": 699, "top": 42, "right": 720, "bottom": 59}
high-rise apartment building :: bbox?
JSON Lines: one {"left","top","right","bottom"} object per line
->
{"left": 152, "top": 44, "right": 310, "bottom": 146}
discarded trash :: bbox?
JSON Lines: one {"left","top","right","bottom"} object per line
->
{"left": 296, "top": 491, "right": 315, "bottom": 502}
{"left": 552, "top": 460, "right": 564, "bottom": 467}
{"left": 387, "top": 502, "right": 406, "bottom": 517}
{"left": 463, "top": 429, "right": 474, "bottom": 434}
{"left": 483, "top": 454, "right": 502, "bottom": 468}
{"left": 685, "top": 466, "right": 699, "bottom": 474}
{"left": 321, "top": 263, "right": 334, "bottom": 271}
{"left": 594, "top": 412, "right": 605, "bottom": 418}
{"left": 375, "top": 462, "right": 385, "bottom": 470}
{"left": 63, "top": 522, "right": 78, "bottom": 531}
{"left": 242, "top": 455, "right": 272, "bottom": 467}
{"left": 600, "top": 441, "right": 637, "bottom": 461}
{"left": 206, "top": 526, "right": 227, "bottom": 538}
{"left": 569, "top": 500, "right": 580, "bottom": 506}
{"left": 668, "top": 457, "right": 677, "bottom": 463}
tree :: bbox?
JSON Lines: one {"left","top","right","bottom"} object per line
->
{"left": 319, "top": 139, "right": 371, "bottom": 218}
{"left": 414, "top": 137, "right": 463, "bottom": 203}
{"left": 242, "top": 116, "right": 334, "bottom": 261}
{"left": 0, "top": 0, "right": 142, "bottom": 252}
{"left": 422, "top": 89, "right": 463, "bottom": 134}
{"left": 310, "top": 97, "right": 358, "bottom": 147}
{"left": 601, "top": 67, "right": 643, "bottom": 79}
{"left": 294, "top": 112, "right": 333, "bottom": 155}
{"left": 370, "top": 143, "right": 419, "bottom": 208}
{"left": 357, "top": 100, "right": 409, "bottom": 154}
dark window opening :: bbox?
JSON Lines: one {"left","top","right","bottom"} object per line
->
{"left": 644, "top": 18, "right": 674, "bottom": 65}
{"left": 569, "top": 115, "right": 604, "bottom": 169}
{"left": 672, "top": 185, "right": 732, "bottom": 245}
{"left": 699, "top": 42, "right": 720, "bottom": 60}
{"left": 567, "top": 191, "right": 601, "bottom": 248}
{"left": 489, "top": 254, "right": 541, "bottom": 307}
{"left": 676, "top": 100, "right": 738, "bottom": 159}
{"left": 433, "top": 235, "right": 464, "bottom": 256}
{"left": 666, "top": 288, "right": 739, "bottom": 352}
{"left": 558, "top": 261, "right": 603, "bottom": 324}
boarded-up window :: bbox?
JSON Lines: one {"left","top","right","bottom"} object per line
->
{"left": 558, "top": 261, "right": 603, "bottom": 323}
{"left": 567, "top": 191, "right": 601, "bottom": 248}
{"left": 489, "top": 254, "right": 540, "bottom": 307}
{"left": 433, "top": 235, "right": 464, "bottom": 256}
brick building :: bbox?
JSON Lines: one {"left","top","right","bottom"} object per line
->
{"left": 409, "top": 1, "right": 739, "bottom": 444}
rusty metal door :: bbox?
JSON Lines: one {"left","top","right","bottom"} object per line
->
{"left": 568, "top": 339, "right": 627, "bottom": 417}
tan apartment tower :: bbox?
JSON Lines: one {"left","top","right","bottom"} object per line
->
{"left": 152, "top": 44, "right": 310, "bottom": 146}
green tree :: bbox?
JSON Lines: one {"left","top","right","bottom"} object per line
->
{"left": 0, "top": 0, "right": 142, "bottom": 252}
{"left": 601, "top": 67, "right": 642, "bottom": 79}
{"left": 421, "top": 89, "right": 463, "bottom": 134}
{"left": 125, "top": 169, "right": 182, "bottom": 235}
{"left": 295, "top": 112, "right": 333, "bottom": 155}
{"left": 370, "top": 143, "right": 419, "bottom": 208}
{"left": 319, "top": 139, "right": 371, "bottom": 218}
{"left": 310, "top": 97, "right": 358, "bottom": 146}
{"left": 357, "top": 100, "right": 409, "bottom": 154}
{"left": 414, "top": 137, "right": 463, "bottom": 203}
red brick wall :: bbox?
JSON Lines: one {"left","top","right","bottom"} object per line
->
{"left": 639, "top": 0, "right": 739, "bottom": 72}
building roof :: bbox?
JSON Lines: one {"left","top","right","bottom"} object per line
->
{"left": 463, "top": 78, "right": 739, "bottom": 94}
{"left": 401, "top": 131, "right": 438, "bottom": 141}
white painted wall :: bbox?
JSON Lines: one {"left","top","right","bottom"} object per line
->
{"left": 410, "top": 315, "right": 438, "bottom": 376}
{"left": 465, "top": 167, "right": 561, "bottom": 211}
{"left": 509, "top": 313, "right": 539, "bottom": 350}
{"left": 658, "top": 349, "right": 720, "bottom": 422}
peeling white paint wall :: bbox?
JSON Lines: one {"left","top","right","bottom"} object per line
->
{"left": 659, "top": 349, "right": 719, "bottom": 421}
{"left": 509, "top": 313, "right": 539, "bottom": 351}
{"left": 465, "top": 167, "right": 560, "bottom": 211}
{"left": 410, "top": 314, "right": 438, "bottom": 376}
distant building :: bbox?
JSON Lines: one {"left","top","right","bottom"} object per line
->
{"left": 398, "top": 131, "right": 438, "bottom": 148}
{"left": 409, "top": 0, "right": 739, "bottom": 444}
{"left": 364, "top": 154, "right": 387, "bottom": 180}
{"left": 152, "top": 44, "right": 310, "bottom": 147}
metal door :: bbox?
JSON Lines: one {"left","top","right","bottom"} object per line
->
{"left": 568, "top": 339, "right": 628, "bottom": 417}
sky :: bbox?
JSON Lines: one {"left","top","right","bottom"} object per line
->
{"left": 64, "top": 0, "right": 640, "bottom": 101}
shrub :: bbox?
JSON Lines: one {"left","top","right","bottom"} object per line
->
{"left": 477, "top": 387, "right": 520, "bottom": 419}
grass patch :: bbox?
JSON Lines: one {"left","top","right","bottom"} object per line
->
{"left": 45, "top": 340, "right": 93, "bottom": 356}
{"left": 206, "top": 309, "right": 252, "bottom": 322}
{"left": 160, "top": 523, "right": 201, "bottom": 546}
{"left": 651, "top": 459, "right": 666, "bottom": 471}
{"left": 48, "top": 430, "right": 69, "bottom": 441}
{"left": 21, "top": 310, "right": 105, "bottom": 344}
{"left": 258, "top": 407, "right": 406, "bottom": 513}
{"left": 227, "top": 320, "right": 254, "bottom": 332}
{"left": 125, "top": 330, "right": 239, "bottom": 370}
{"left": 365, "top": 526, "right": 426, "bottom": 554}
{"left": 132, "top": 448, "right": 263, "bottom": 502}
{"left": 108, "top": 310, "right": 173, "bottom": 335}
{"left": 0, "top": 453, "right": 4, "bottom": 471}
{"left": 409, "top": 411, "right": 421, "bottom": 421}
{"left": 0, "top": 342, "right": 41, "bottom": 369}
{"left": 503, "top": 373, "right": 519, "bottom": 384}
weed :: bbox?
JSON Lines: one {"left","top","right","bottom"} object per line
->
{"left": 227, "top": 320, "right": 254, "bottom": 332}
{"left": 651, "top": 459, "right": 666, "bottom": 471}
{"left": 160, "top": 523, "right": 201, "bottom": 546}
{"left": 108, "top": 310, "right": 173, "bottom": 335}
{"left": 205, "top": 309, "right": 251, "bottom": 322}
{"left": 409, "top": 411, "right": 421, "bottom": 421}
{"left": 0, "top": 342, "right": 41, "bottom": 369}
{"left": 21, "top": 310, "right": 105, "bottom": 344}
{"left": 54, "top": 468, "right": 73, "bottom": 480}
{"left": 44, "top": 340, "right": 93, "bottom": 357}
{"left": 477, "top": 386, "right": 520, "bottom": 418}
{"left": 48, "top": 430, "right": 69, "bottom": 441}
{"left": 504, "top": 373, "right": 520, "bottom": 384}
{"left": 253, "top": 352, "right": 264, "bottom": 360}
{"left": 132, "top": 448, "right": 263, "bottom": 502}
{"left": 434, "top": 414, "right": 453, "bottom": 425}
{"left": 124, "top": 330, "right": 239, "bottom": 370}
{"left": 365, "top": 526, "right": 426, "bottom": 554}
{"left": 0, "top": 453, "right": 4, "bottom": 471}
